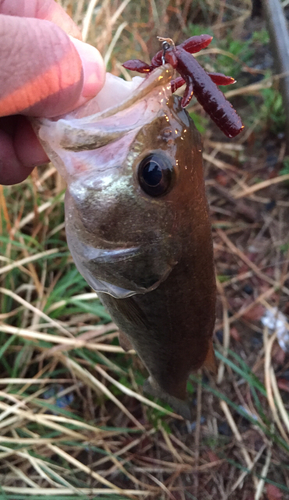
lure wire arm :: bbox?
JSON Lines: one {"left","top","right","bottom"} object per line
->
{"left": 161, "top": 41, "right": 170, "bottom": 65}
{"left": 157, "top": 36, "right": 175, "bottom": 65}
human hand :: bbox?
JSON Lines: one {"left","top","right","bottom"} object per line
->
{"left": 0, "top": 0, "right": 105, "bottom": 185}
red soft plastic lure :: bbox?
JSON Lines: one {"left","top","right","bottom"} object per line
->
{"left": 123, "top": 35, "right": 244, "bottom": 138}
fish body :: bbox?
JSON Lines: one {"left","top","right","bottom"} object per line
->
{"left": 34, "top": 65, "right": 216, "bottom": 419}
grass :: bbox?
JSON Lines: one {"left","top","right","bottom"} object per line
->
{"left": 1, "top": 0, "right": 289, "bottom": 498}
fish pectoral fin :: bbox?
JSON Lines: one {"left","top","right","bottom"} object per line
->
{"left": 144, "top": 377, "right": 192, "bottom": 421}
{"left": 203, "top": 340, "right": 217, "bottom": 375}
{"left": 118, "top": 330, "right": 133, "bottom": 352}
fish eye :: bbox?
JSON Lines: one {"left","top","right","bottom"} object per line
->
{"left": 138, "top": 153, "right": 174, "bottom": 197}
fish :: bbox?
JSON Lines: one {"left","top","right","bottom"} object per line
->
{"left": 33, "top": 64, "right": 216, "bottom": 420}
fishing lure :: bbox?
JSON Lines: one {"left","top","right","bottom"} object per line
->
{"left": 123, "top": 35, "right": 244, "bottom": 138}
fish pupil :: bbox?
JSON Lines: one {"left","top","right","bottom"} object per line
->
{"left": 138, "top": 152, "right": 174, "bottom": 197}
{"left": 142, "top": 161, "right": 162, "bottom": 186}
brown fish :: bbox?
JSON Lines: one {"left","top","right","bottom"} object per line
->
{"left": 33, "top": 65, "right": 216, "bottom": 419}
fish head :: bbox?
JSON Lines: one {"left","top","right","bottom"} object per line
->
{"left": 34, "top": 65, "right": 204, "bottom": 298}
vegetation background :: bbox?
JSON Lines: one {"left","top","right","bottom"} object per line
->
{"left": 1, "top": 0, "right": 289, "bottom": 498}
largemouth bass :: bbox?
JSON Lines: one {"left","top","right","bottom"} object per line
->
{"left": 34, "top": 65, "right": 216, "bottom": 420}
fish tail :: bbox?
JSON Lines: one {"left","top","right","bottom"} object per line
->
{"left": 203, "top": 340, "right": 217, "bottom": 375}
{"left": 144, "top": 377, "right": 192, "bottom": 420}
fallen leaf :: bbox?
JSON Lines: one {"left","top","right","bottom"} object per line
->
{"left": 215, "top": 173, "right": 229, "bottom": 187}
{"left": 272, "top": 343, "right": 286, "bottom": 365}
{"left": 230, "top": 326, "right": 241, "bottom": 341}
{"left": 266, "top": 484, "right": 283, "bottom": 500}
{"left": 207, "top": 451, "right": 219, "bottom": 463}
{"left": 242, "top": 304, "right": 266, "bottom": 322}
{"left": 277, "top": 378, "right": 289, "bottom": 393}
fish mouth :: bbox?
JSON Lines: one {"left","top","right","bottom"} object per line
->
{"left": 76, "top": 63, "right": 174, "bottom": 121}
{"left": 32, "top": 64, "right": 174, "bottom": 179}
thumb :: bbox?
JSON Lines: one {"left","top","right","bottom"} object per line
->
{"left": 0, "top": 15, "right": 105, "bottom": 118}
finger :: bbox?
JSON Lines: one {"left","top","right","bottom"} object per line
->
{"left": 0, "top": 0, "right": 82, "bottom": 38}
{"left": 14, "top": 116, "right": 50, "bottom": 170}
{"left": 0, "top": 116, "right": 47, "bottom": 185}
{"left": 0, "top": 15, "right": 105, "bottom": 118}
{"left": 0, "top": 116, "right": 49, "bottom": 185}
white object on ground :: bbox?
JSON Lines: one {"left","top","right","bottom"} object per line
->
{"left": 261, "top": 307, "right": 289, "bottom": 352}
